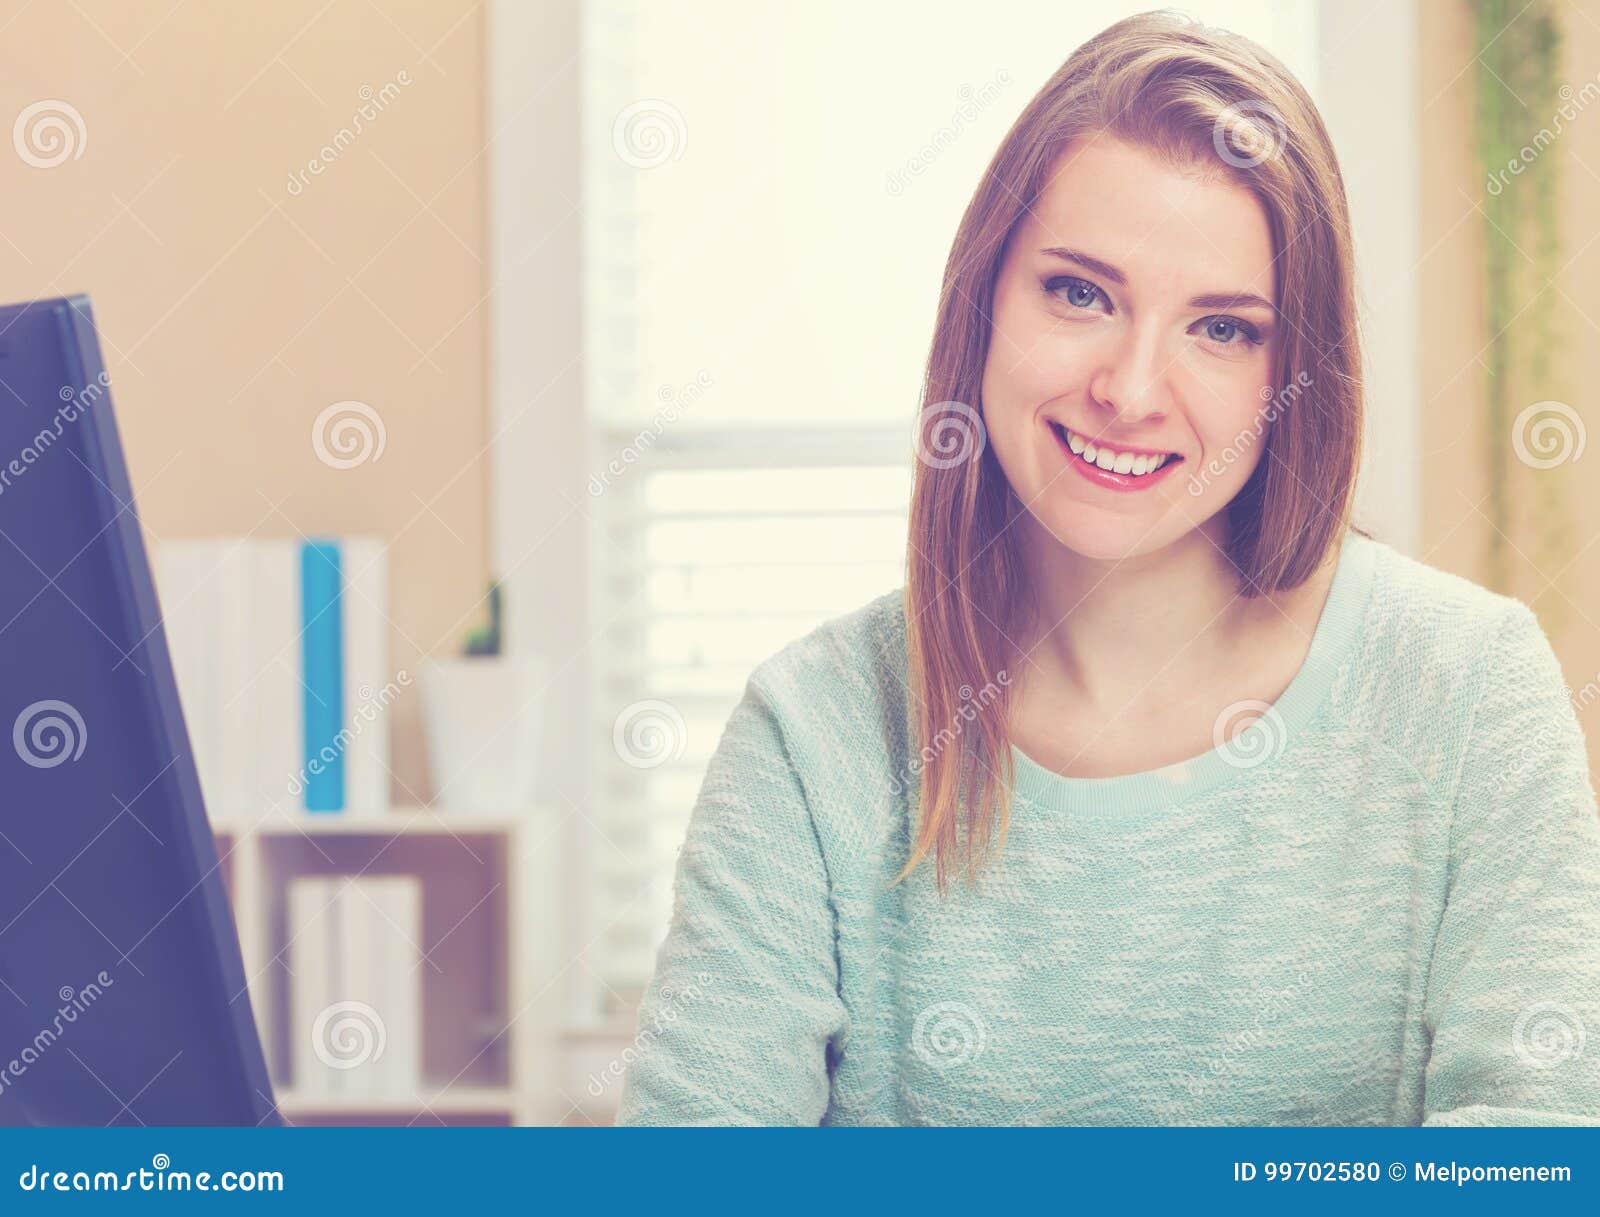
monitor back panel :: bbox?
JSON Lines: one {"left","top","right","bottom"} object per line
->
{"left": 0, "top": 296, "right": 276, "bottom": 1126}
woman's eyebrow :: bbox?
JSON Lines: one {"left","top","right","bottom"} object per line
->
{"left": 1039, "top": 246, "right": 1277, "bottom": 315}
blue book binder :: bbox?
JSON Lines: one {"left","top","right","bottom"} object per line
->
{"left": 300, "top": 539, "right": 345, "bottom": 811}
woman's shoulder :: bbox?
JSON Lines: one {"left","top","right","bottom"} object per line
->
{"left": 1344, "top": 529, "right": 1564, "bottom": 730}
{"left": 1356, "top": 527, "right": 1542, "bottom": 649}
{"left": 740, "top": 587, "right": 913, "bottom": 778}
{"left": 746, "top": 586, "right": 909, "bottom": 710}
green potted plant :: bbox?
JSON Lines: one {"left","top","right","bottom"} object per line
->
{"left": 419, "top": 580, "right": 544, "bottom": 809}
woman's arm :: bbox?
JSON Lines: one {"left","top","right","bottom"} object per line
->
{"left": 613, "top": 671, "right": 849, "bottom": 1125}
{"left": 1420, "top": 601, "right": 1600, "bottom": 1125}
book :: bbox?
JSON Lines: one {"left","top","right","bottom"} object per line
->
{"left": 250, "top": 540, "right": 302, "bottom": 809}
{"left": 153, "top": 535, "right": 392, "bottom": 817}
{"left": 299, "top": 540, "right": 345, "bottom": 812}
{"left": 347, "top": 876, "right": 423, "bottom": 1096}
{"left": 154, "top": 541, "right": 225, "bottom": 810}
{"left": 340, "top": 537, "right": 391, "bottom": 812}
{"left": 286, "top": 875, "right": 341, "bottom": 1093}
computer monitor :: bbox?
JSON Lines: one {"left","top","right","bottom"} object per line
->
{"left": 0, "top": 295, "right": 277, "bottom": 1126}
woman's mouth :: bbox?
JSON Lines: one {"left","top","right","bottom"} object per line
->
{"left": 1049, "top": 422, "right": 1183, "bottom": 493}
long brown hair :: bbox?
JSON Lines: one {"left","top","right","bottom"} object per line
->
{"left": 895, "top": 10, "right": 1364, "bottom": 894}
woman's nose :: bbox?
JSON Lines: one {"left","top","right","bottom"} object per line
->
{"left": 1086, "top": 326, "right": 1171, "bottom": 423}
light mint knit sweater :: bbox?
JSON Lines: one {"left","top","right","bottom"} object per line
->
{"left": 614, "top": 530, "right": 1600, "bottom": 1125}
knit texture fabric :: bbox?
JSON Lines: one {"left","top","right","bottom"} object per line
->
{"left": 613, "top": 530, "right": 1600, "bottom": 1125}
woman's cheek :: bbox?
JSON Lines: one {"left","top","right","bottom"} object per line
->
{"left": 1185, "top": 405, "right": 1272, "bottom": 503}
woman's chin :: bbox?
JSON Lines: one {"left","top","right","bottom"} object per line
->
{"left": 1030, "top": 510, "right": 1189, "bottom": 565}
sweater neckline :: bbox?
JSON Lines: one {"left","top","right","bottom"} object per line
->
{"left": 1007, "top": 528, "right": 1379, "bottom": 819}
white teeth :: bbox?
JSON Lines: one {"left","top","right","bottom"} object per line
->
{"left": 1060, "top": 426, "right": 1172, "bottom": 477}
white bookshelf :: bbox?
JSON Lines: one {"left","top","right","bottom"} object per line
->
{"left": 209, "top": 806, "right": 567, "bottom": 1126}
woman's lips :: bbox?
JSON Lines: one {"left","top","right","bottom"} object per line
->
{"left": 1049, "top": 422, "right": 1184, "bottom": 493}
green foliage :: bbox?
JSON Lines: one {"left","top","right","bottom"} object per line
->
{"left": 463, "top": 581, "right": 502, "bottom": 656}
{"left": 1469, "top": 0, "right": 1566, "bottom": 600}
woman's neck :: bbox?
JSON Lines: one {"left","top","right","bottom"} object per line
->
{"left": 1012, "top": 512, "right": 1284, "bottom": 709}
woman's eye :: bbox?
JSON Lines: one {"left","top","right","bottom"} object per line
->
{"left": 1198, "top": 316, "right": 1262, "bottom": 346}
{"left": 1045, "top": 276, "right": 1106, "bottom": 312}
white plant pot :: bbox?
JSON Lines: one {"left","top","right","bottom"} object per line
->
{"left": 419, "top": 656, "right": 545, "bottom": 810}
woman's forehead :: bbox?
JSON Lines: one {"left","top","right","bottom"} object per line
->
{"left": 1020, "top": 137, "right": 1276, "bottom": 302}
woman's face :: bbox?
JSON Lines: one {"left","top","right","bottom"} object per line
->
{"left": 980, "top": 135, "right": 1280, "bottom": 563}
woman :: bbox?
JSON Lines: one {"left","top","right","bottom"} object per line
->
{"left": 614, "top": 11, "right": 1600, "bottom": 1126}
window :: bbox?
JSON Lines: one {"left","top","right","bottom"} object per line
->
{"left": 587, "top": 433, "right": 910, "bottom": 1009}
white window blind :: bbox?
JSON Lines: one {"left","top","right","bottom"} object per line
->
{"left": 588, "top": 433, "right": 910, "bottom": 1010}
{"left": 577, "top": 0, "right": 1318, "bottom": 1018}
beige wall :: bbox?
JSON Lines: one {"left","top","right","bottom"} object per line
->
{"left": 7, "top": 1, "right": 1596, "bottom": 790}
{"left": 0, "top": 1, "right": 490, "bottom": 799}
{"left": 1420, "top": 0, "right": 1600, "bottom": 775}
